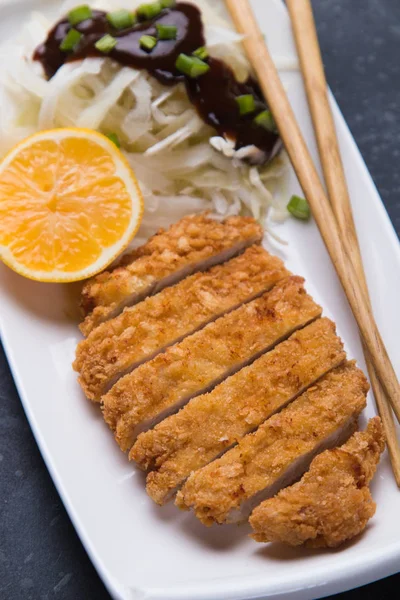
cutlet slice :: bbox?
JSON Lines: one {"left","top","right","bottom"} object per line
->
{"left": 250, "top": 417, "right": 385, "bottom": 548}
{"left": 80, "top": 214, "right": 263, "bottom": 335}
{"left": 74, "top": 246, "right": 289, "bottom": 401}
{"left": 103, "top": 276, "right": 322, "bottom": 451}
{"left": 133, "top": 318, "right": 346, "bottom": 505}
{"left": 176, "top": 362, "right": 368, "bottom": 525}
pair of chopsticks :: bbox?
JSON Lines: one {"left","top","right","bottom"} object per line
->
{"left": 224, "top": 0, "right": 400, "bottom": 484}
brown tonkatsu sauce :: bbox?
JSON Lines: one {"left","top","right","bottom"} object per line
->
{"left": 34, "top": 3, "right": 280, "bottom": 161}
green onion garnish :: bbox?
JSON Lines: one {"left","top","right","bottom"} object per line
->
{"left": 137, "top": 2, "right": 162, "bottom": 20}
{"left": 193, "top": 46, "right": 208, "bottom": 60}
{"left": 156, "top": 23, "right": 178, "bottom": 40}
{"left": 287, "top": 195, "right": 311, "bottom": 220}
{"left": 107, "top": 133, "right": 121, "bottom": 148}
{"left": 95, "top": 34, "right": 117, "bottom": 53}
{"left": 254, "top": 110, "right": 277, "bottom": 133}
{"left": 160, "top": 0, "right": 176, "bottom": 7}
{"left": 107, "top": 9, "right": 136, "bottom": 30}
{"left": 59, "top": 28, "right": 83, "bottom": 52}
{"left": 175, "top": 54, "right": 210, "bottom": 78}
{"left": 140, "top": 35, "right": 158, "bottom": 51}
{"left": 68, "top": 5, "right": 92, "bottom": 26}
{"left": 236, "top": 94, "right": 256, "bottom": 116}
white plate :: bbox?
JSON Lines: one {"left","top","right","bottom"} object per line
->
{"left": 1, "top": 1, "right": 400, "bottom": 599}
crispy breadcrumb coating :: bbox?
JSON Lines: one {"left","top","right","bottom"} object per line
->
{"left": 135, "top": 318, "right": 346, "bottom": 505}
{"left": 176, "top": 362, "right": 368, "bottom": 526}
{"left": 81, "top": 214, "right": 263, "bottom": 335}
{"left": 103, "top": 276, "right": 322, "bottom": 451}
{"left": 250, "top": 417, "right": 385, "bottom": 548}
{"left": 74, "top": 246, "right": 289, "bottom": 401}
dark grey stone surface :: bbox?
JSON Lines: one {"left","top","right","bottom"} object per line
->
{"left": 0, "top": 1, "right": 399, "bottom": 599}
{"left": 312, "top": 0, "right": 400, "bottom": 237}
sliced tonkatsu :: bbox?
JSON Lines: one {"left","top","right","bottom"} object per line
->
{"left": 80, "top": 214, "right": 263, "bottom": 335}
{"left": 176, "top": 362, "right": 368, "bottom": 525}
{"left": 250, "top": 418, "right": 385, "bottom": 548}
{"left": 132, "top": 318, "right": 346, "bottom": 504}
{"left": 102, "top": 276, "right": 322, "bottom": 450}
{"left": 74, "top": 245, "right": 290, "bottom": 401}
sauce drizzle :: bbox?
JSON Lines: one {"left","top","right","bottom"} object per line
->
{"left": 34, "top": 3, "right": 280, "bottom": 162}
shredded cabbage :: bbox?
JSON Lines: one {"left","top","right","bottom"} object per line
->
{"left": 0, "top": 0, "right": 295, "bottom": 243}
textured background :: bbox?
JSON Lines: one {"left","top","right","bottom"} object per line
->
{"left": 0, "top": 0, "right": 399, "bottom": 598}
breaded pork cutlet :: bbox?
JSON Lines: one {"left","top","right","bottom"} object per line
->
{"left": 250, "top": 418, "right": 385, "bottom": 548}
{"left": 80, "top": 214, "right": 263, "bottom": 335}
{"left": 176, "top": 362, "right": 368, "bottom": 526}
{"left": 103, "top": 276, "right": 322, "bottom": 451}
{"left": 74, "top": 246, "right": 289, "bottom": 401}
{"left": 133, "top": 318, "right": 346, "bottom": 505}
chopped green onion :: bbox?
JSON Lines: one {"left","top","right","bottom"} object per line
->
{"left": 254, "top": 110, "right": 277, "bottom": 133}
{"left": 59, "top": 28, "right": 83, "bottom": 52}
{"left": 156, "top": 23, "right": 178, "bottom": 40}
{"left": 175, "top": 53, "right": 210, "bottom": 78}
{"left": 193, "top": 46, "right": 208, "bottom": 60}
{"left": 107, "top": 133, "right": 121, "bottom": 148}
{"left": 68, "top": 4, "right": 92, "bottom": 26}
{"left": 160, "top": 0, "right": 176, "bottom": 7}
{"left": 287, "top": 195, "right": 311, "bottom": 220}
{"left": 235, "top": 94, "right": 256, "bottom": 116}
{"left": 95, "top": 34, "right": 117, "bottom": 53}
{"left": 140, "top": 35, "right": 158, "bottom": 51}
{"left": 137, "top": 2, "right": 162, "bottom": 20}
{"left": 107, "top": 9, "right": 136, "bottom": 29}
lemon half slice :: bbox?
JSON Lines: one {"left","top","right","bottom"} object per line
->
{"left": 0, "top": 128, "right": 144, "bottom": 282}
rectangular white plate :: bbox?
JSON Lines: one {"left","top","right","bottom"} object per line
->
{"left": 1, "top": 1, "right": 400, "bottom": 599}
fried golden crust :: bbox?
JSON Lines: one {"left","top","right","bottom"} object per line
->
{"left": 102, "top": 276, "right": 322, "bottom": 451}
{"left": 136, "top": 318, "right": 346, "bottom": 505}
{"left": 176, "top": 362, "right": 368, "bottom": 526}
{"left": 249, "top": 418, "right": 385, "bottom": 548}
{"left": 80, "top": 214, "right": 263, "bottom": 335}
{"left": 74, "top": 246, "right": 289, "bottom": 401}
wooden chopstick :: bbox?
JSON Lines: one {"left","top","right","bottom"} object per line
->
{"left": 224, "top": 0, "right": 400, "bottom": 425}
{"left": 286, "top": 0, "right": 400, "bottom": 485}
